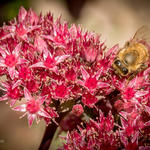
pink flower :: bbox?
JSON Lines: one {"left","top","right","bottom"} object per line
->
{"left": 72, "top": 104, "right": 84, "bottom": 116}
{"left": 55, "top": 84, "right": 68, "bottom": 98}
{"left": 18, "top": 66, "right": 32, "bottom": 80}
{"left": 2, "top": 7, "right": 40, "bottom": 41}
{"left": 77, "top": 66, "right": 109, "bottom": 94}
{"left": 0, "top": 80, "right": 22, "bottom": 106}
{"left": 63, "top": 111, "right": 119, "bottom": 150}
{"left": 41, "top": 85, "right": 51, "bottom": 101}
{"left": 34, "top": 35, "right": 48, "bottom": 53}
{"left": 98, "top": 44, "right": 119, "bottom": 73}
{"left": 26, "top": 79, "right": 39, "bottom": 93}
{"left": 42, "top": 21, "right": 70, "bottom": 48}
{"left": 0, "top": 43, "right": 27, "bottom": 79}
{"left": 52, "top": 82, "right": 71, "bottom": 99}
{"left": 13, "top": 88, "right": 50, "bottom": 126}
{"left": 82, "top": 92, "right": 98, "bottom": 107}
{"left": 65, "top": 67, "right": 77, "bottom": 82}
{"left": 118, "top": 77, "right": 149, "bottom": 101}
{"left": 114, "top": 100, "right": 124, "bottom": 112}
{"left": 43, "top": 106, "right": 59, "bottom": 125}
{"left": 30, "top": 51, "right": 69, "bottom": 73}
{"left": 81, "top": 34, "right": 105, "bottom": 63}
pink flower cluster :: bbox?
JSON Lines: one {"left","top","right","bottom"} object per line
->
{"left": 0, "top": 7, "right": 150, "bottom": 149}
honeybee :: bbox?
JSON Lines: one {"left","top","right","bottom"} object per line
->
{"left": 113, "top": 26, "right": 150, "bottom": 78}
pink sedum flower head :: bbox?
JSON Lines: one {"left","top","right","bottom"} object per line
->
{"left": 13, "top": 88, "right": 50, "bottom": 126}
{"left": 63, "top": 111, "right": 119, "bottom": 150}
{"left": 0, "top": 6, "right": 150, "bottom": 149}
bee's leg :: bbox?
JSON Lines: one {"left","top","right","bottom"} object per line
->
{"left": 127, "top": 64, "right": 147, "bottom": 83}
{"left": 127, "top": 73, "right": 137, "bottom": 83}
{"left": 140, "top": 64, "right": 148, "bottom": 71}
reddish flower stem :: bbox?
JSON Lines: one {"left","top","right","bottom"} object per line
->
{"left": 38, "top": 112, "right": 68, "bottom": 150}
{"left": 38, "top": 122, "right": 57, "bottom": 150}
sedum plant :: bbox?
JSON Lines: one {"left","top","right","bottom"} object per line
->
{"left": 0, "top": 7, "right": 150, "bottom": 150}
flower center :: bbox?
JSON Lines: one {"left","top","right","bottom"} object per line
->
{"left": 8, "top": 87, "right": 20, "bottom": 99}
{"left": 44, "top": 55, "right": 56, "bottom": 68}
{"left": 82, "top": 93, "right": 98, "bottom": 107}
{"left": 5, "top": 54, "right": 17, "bottom": 67}
{"left": 16, "top": 24, "right": 27, "bottom": 36}
{"left": 85, "top": 77, "right": 97, "bottom": 90}
{"left": 26, "top": 99, "right": 40, "bottom": 114}
{"left": 123, "top": 88, "right": 135, "bottom": 100}
{"left": 65, "top": 68, "right": 76, "bottom": 81}
{"left": 55, "top": 84, "right": 67, "bottom": 98}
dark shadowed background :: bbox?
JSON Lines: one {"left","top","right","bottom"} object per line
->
{"left": 0, "top": 0, "right": 150, "bottom": 150}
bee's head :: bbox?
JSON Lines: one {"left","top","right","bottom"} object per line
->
{"left": 113, "top": 59, "right": 129, "bottom": 76}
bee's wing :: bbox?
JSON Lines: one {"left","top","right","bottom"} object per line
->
{"left": 131, "top": 25, "right": 150, "bottom": 44}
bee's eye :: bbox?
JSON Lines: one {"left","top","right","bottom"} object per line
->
{"left": 114, "top": 60, "right": 122, "bottom": 67}
{"left": 122, "top": 67, "right": 128, "bottom": 75}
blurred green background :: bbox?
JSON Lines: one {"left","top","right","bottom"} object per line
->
{"left": 0, "top": 0, "right": 150, "bottom": 150}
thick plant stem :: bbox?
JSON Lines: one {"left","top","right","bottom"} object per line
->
{"left": 38, "top": 122, "right": 57, "bottom": 150}
{"left": 38, "top": 112, "right": 67, "bottom": 150}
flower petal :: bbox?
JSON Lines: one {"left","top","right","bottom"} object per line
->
{"left": 135, "top": 90, "right": 149, "bottom": 98}
{"left": 145, "top": 120, "right": 150, "bottom": 126}
{"left": 0, "top": 94, "right": 8, "bottom": 101}
{"left": 28, "top": 25, "right": 41, "bottom": 33}
{"left": 0, "top": 33, "right": 13, "bottom": 41}
{"left": 0, "top": 82, "right": 9, "bottom": 89}
{"left": 12, "top": 42, "right": 22, "bottom": 58}
{"left": 17, "top": 58, "right": 28, "bottom": 64}
{"left": 37, "top": 95, "right": 48, "bottom": 105}
{"left": 80, "top": 66, "right": 90, "bottom": 81}
{"left": 51, "top": 66, "right": 58, "bottom": 74}
{"left": 8, "top": 67, "right": 17, "bottom": 80}
{"left": 97, "top": 82, "right": 110, "bottom": 88}
{"left": 105, "top": 44, "right": 119, "bottom": 57}
{"left": 34, "top": 36, "right": 48, "bottom": 53}
{"left": 13, "top": 104, "right": 26, "bottom": 112}
{"left": 29, "top": 62, "right": 45, "bottom": 68}
{"left": 145, "top": 106, "right": 150, "bottom": 116}
{"left": 0, "top": 47, "right": 6, "bottom": 58}
{"left": 10, "top": 99, "right": 17, "bottom": 107}
{"left": 38, "top": 109, "right": 51, "bottom": 118}
{"left": 95, "top": 67, "right": 103, "bottom": 80}
{"left": 12, "top": 80, "right": 22, "bottom": 89}
{"left": 28, "top": 114, "right": 36, "bottom": 127}
{"left": 131, "top": 131, "right": 139, "bottom": 143}
{"left": 77, "top": 80, "right": 84, "bottom": 87}
{"left": 42, "top": 35, "right": 54, "bottom": 41}
{"left": 55, "top": 55, "right": 70, "bottom": 64}
{"left": 119, "top": 132, "right": 128, "bottom": 147}
{"left": 0, "top": 58, "right": 5, "bottom": 63}
{"left": 24, "top": 88, "right": 32, "bottom": 100}
{"left": 0, "top": 85, "right": 6, "bottom": 91}
{"left": 43, "top": 51, "right": 51, "bottom": 60}
{"left": 18, "top": 6, "right": 27, "bottom": 23}
{"left": 0, "top": 62, "right": 6, "bottom": 67}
